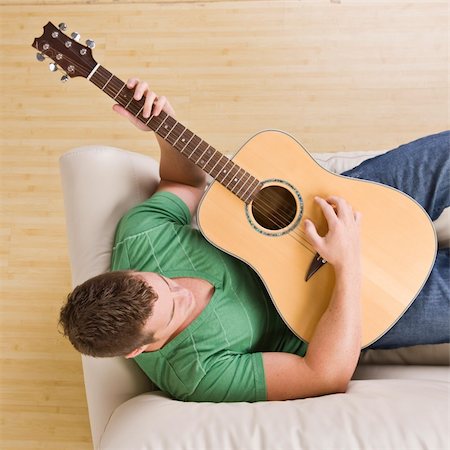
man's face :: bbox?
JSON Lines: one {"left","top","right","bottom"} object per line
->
{"left": 131, "top": 272, "right": 195, "bottom": 353}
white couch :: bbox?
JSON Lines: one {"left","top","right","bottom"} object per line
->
{"left": 59, "top": 144, "right": 449, "bottom": 450}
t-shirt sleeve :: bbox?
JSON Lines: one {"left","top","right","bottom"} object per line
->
{"left": 111, "top": 191, "right": 191, "bottom": 271}
{"left": 115, "top": 191, "right": 191, "bottom": 241}
{"left": 175, "top": 352, "right": 267, "bottom": 403}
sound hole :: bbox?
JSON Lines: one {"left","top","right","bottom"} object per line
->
{"left": 251, "top": 185, "right": 297, "bottom": 230}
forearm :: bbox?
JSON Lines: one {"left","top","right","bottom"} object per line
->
{"left": 156, "top": 134, "right": 207, "bottom": 188}
{"left": 304, "top": 265, "right": 362, "bottom": 390}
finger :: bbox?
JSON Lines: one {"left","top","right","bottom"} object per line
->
{"left": 143, "top": 91, "right": 157, "bottom": 119}
{"left": 133, "top": 81, "right": 149, "bottom": 101}
{"left": 152, "top": 96, "right": 167, "bottom": 116}
{"left": 327, "top": 196, "right": 353, "bottom": 220}
{"left": 303, "top": 219, "right": 323, "bottom": 251}
{"left": 126, "top": 77, "right": 139, "bottom": 89}
{"left": 315, "top": 197, "right": 338, "bottom": 226}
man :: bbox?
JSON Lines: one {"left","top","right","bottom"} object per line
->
{"left": 59, "top": 78, "right": 449, "bottom": 402}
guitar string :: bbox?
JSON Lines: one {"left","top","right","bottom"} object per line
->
{"left": 93, "top": 70, "right": 318, "bottom": 254}
{"left": 64, "top": 59, "right": 317, "bottom": 254}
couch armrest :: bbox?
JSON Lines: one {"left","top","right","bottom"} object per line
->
{"left": 59, "top": 145, "right": 160, "bottom": 448}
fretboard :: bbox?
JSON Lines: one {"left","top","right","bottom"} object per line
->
{"left": 88, "top": 65, "right": 261, "bottom": 203}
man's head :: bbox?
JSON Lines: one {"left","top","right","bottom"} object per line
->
{"left": 59, "top": 270, "right": 157, "bottom": 358}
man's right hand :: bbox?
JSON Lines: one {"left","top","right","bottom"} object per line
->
{"left": 303, "top": 196, "right": 362, "bottom": 272}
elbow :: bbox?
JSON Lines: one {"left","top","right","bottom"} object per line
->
{"left": 317, "top": 372, "right": 351, "bottom": 396}
{"left": 334, "top": 377, "right": 350, "bottom": 394}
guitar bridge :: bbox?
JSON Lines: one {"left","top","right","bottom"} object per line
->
{"left": 305, "top": 253, "right": 327, "bottom": 281}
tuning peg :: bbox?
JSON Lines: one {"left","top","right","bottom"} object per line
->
{"left": 85, "top": 39, "right": 95, "bottom": 49}
{"left": 36, "top": 53, "right": 46, "bottom": 62}
{"left": 71, "top": 32, "right": 81, "bottom": 42}
{"left": 61, "top": 74, "right": 70, "bottom": 83}
{"left": 58, "top": 23, "right": 67, "bottom": 31}
{"left": 49, "top": 62, "right": 58, "bottom": 72}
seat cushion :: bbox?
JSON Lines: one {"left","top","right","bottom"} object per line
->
{"left": 100, "top": 366, "right": 449, "bottom": 450}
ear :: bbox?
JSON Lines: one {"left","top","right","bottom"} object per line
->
{"left": 125, "top": 346, "right": 146, "bottom": 359}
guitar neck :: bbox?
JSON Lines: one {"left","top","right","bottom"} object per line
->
{"left": 89, "top": 65, "right": 261, "bottom": 203}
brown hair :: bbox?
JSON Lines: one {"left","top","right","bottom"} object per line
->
{"left": 59, "top": 270, "right": 157, "bottom": 357}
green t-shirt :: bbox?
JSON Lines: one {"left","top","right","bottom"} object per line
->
{"left": 111, "top": 191, "right": 307, "bottom": 402}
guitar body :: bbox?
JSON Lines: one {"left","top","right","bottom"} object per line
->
{"left": 197, "top": 130, "right": 437, "bottom": 347}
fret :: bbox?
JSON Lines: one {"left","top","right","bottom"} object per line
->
{"left": 173, "top": 126, "right": 187, "bottom": 146}
{"left": 238, "top": 175, "right": 254, "bottom": 198}
{"left": 164, "top": 121, "right": 178, "bottom": 141}
{"left": 227, "top": 169, "right": 250, "bottom": 191}
{"left": 173, "top": 124, "right": 186, "bottom": 143}
{"left": 114, "top": 82, "right": 126, "bottom": 100}
{"left": 135, "top": 105, "right": 145, "bottom": 118}
{"left": 202, "top": 148, "right": 216, "bottom": 170}
{"left": 101, "top": 73, "right": 114, "bottom": 91}
{"left": 225, "top": 166, "right": 243, "bottom": 189}
{"left": 240, "top": 176, "right": 259, "bottom": 200}
{"left": 216, "top": 159, "right": 235, "bottom": 184}
{"left": 223, "top": 163, "right": 241, "bottom": 187}
{"left": 188, "top": 138, "right": 203, "bottom": 158}
{"left": 115, "top": 86, "right": 134, "bottom": 109}
{"left": 195, "top": 145, "right": 211, "bottom": 165}
{"left": 155, "top": 115, "right": 169, "bottom": 133}
{"left": 209, "top": 154, "right": 226, "bottom": 178}
{"left": 124, "top": 96, "right": 134, "bottom": 109}
{"left": 242, "top": 179, "right": 261, "bottom": 202}
{"left": 177, "top": 131, "right": 195, "bottom": 153}
{"left": 193, "top": 141, "right": 210, "bottom": 164}
{"left": 195, "top": 144, "right": 212, "bottom": 169}
{"left": 147, "top": 115, "right": 168, "bottom": 133}
{"left": 203, "top": 152, "right": 220, "bottom": 172}
{"left": 236, "top": 172, "right": 252, "bottom": 195}
{"left": 236, "top": 173, "right": 253, "bottom": 197}
{"left": 156, "top": 115, "right": 176, "bottom": 139}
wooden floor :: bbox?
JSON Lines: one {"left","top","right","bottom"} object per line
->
{"left": 1, "top": 1, "right": 448, "bottom": 448}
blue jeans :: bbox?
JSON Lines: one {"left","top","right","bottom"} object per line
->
{"left": 342, "top": 130, "right": 450, "bottom": 349}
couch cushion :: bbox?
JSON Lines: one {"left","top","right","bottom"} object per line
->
{"left": 359, "top": 343, "right": 449, "bottom": 366}
{"left": 100, "top": 367, "right": 449, "bottom": 450}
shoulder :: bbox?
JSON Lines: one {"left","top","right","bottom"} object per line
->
{"left": 137, "top": 349, "right": 267, "bottom": 403}
{"left": 156, "top": 180, "right": 206, "bottom": 218}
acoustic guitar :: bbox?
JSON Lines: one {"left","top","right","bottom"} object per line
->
{"left": 32, "top": 22, "right": 437, "bottom": 348}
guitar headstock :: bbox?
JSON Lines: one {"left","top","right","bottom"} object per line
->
{"left": 32, "top": 22, "right": 97, "bottom": 81}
